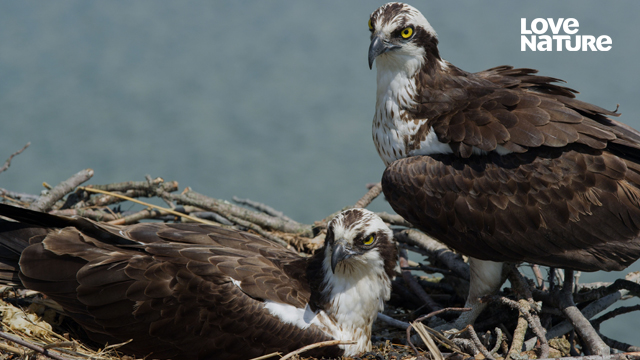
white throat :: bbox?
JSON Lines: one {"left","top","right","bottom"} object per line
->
{"left": 263, "top": 250, "right": 391, "bottom": 356}
{"left": 373, "top": 55, "right": 418, "bottom": 166}
{"left": 317, "top": 246, "right": 392, "bottom": 356}
{"left": 373, "top": 55, "right": 453, "bottom": 166}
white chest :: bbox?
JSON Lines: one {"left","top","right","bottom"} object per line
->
{"left": 262, "top": 257, "right": 391, "bottom": 357}
{"left": 372, "top": 70, "right": 455, "bottom": 165}
{"left": 372, "top": 68, "right": 418, "bottom": 166}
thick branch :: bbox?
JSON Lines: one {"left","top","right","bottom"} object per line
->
{"left": 354, "top": 182, "right": 382, "bottom": 209}
{"left": 546, "top": 290, "right": 630, "bottom": 340}
{"left": 592, "top": 305, "right": 640, "bottom": 328}
{"left": 88, "top": 177, "right": 170, "bottom": 192}
{"left": 559, "top": 270, "right": 610, "bottom": 356}
{"left": 508, "top": 313, "right": 528, "bottom": 360}
{"left": 376, "top": 312, "right": 410, "bottom": 329}
{"left": 375, "top": 211, "right": 413, "bottom": 227}
{"left": 468, "top": 325, "right": 496, "bottom": 360}
{"left": 29, "top": 169, "right": 94, "bottom": 212}
{"left": 393, "top": 229, "right": 470, "bottom": 281}
{"left": 509, "top": 267, "right": 550, "bottom": 358}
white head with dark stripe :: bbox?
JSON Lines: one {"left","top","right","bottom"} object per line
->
{"left": 368, "top": 2, "right": 441, "bottom": 74}
{"left": 325, "top": 208, "right": 396, "bottom": 278}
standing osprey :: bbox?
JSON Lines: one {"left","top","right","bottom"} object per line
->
{"left": 368, "top": 2, "right": 640, "bottom": 325}
{"left": 0, "top": 204, "right": 397, "bottom": 359}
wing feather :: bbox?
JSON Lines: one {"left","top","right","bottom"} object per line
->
{"left": 415, "top": 66, "right": 639, "bottom": 160}
{"left": 382, "top": 147, "right": 640, "bottom": 271}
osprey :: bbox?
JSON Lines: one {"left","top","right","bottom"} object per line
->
{"left": 0, "top": 204, "right": 397, "bottom": 359}
{"left": 368, "top": 2, "right": 640, "bottom": 326}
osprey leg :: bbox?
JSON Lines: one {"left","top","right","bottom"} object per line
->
{"left": 453, "top": 258, "right": 505, "bottom": 328}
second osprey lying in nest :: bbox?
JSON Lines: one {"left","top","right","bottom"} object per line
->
{"left": 0, "top": 204, "right": 398, "bottom": 360}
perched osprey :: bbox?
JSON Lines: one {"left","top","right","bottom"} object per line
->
{"left": 0, "top": 204, "right": 397, "bottom": 359}
{"left": 368, "top": 2, "right": 640, "bottom": 325}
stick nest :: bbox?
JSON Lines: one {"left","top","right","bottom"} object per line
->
{"left": 1, "top": 165, "right": 640, "bottom": 360}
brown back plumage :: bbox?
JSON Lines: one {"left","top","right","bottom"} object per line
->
{"left": 383, "top": 145, "right": 640, "bottom": 271}
{"left": 0, "top": 204, "right": 338, "bottom": 360}
{"left": 411, "top": 64, "right": 638, "bottom": 158}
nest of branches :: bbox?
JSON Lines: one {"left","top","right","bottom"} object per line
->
{"left": 1, "top": 145, "right": 640, "bottom": 360}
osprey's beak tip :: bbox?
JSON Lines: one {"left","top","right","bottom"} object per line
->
{"left": 368, "top": 36, "right": 381, "bottom": 69}
{"left": 369, "top": 35, "right": 400, "bottom": 69}
{"left": 331, "top": 240, "right": 354, "bottom": 273}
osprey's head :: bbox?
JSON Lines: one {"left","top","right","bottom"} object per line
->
{"left": 325, "top": 208, "right": 396, "bottom": 277}
{"left": 367, "top": 2, "right": 440, "bottom": 72}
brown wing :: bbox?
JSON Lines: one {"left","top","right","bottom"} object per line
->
{"left": 412, "top": 65, "right": 640, "bottom": 158}
{"left": 382, "top": 145, "right": 640, "bottom": 272}
{"left": 0, "top": 205, "right": 337, "bottom": 360}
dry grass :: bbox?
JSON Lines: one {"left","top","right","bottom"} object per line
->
{"left": 0, "top": 287, "right": 139, "bottom": 360}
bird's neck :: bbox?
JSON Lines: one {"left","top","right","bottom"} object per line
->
{"left": 373, "top": 58, "right": 420, "bottom": 166}
{"left": 372, "top": 57, "right": 466, "bottom": 165}
{"left": 307, "top": 247, "right": 392, "bottom": 356}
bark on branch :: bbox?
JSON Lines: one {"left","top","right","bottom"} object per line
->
{"left": 29, "top": 169, "right": 94, "bottom": 212}
{"left": 164, "top": 190, "right": 313, "bottom": 237}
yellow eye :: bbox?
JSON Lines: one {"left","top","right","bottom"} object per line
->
{"left": 368, "top": 19, "right": 373, "bottom": 31}
{"left": 401, "top": 27, "right": 413, "bottom": 39}
{"left": 363, "top": 235, "right": 375, "bottom": 245}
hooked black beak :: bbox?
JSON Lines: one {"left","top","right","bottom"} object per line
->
{"left": 368, "top": 35, "right": 399, "bottom": 69}
{"left": 331, "top": 240, "right": 355, "bottom": 273}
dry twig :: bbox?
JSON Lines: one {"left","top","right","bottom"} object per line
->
{"left": 165, "top": 190, "right": 313, "bottom": 236}
{"left": 232, "top": 196, "right": 293, "bottom": 222}
{"left": 79, "top": 186, "right": 219, "bottom": 226}
{"left": 509, "top": 266, "right": 550, "bottom": 358}
{"left": 468, "top": 325, "right": 496, "bottom": 360}
{"left": 279, "top": 340, "right": 355, "bottom": 360}
{"left": 0, "top": 330, "right": 71, "bottom": 360}
{"left": 405, "top": 308, "right": 471, "bottom": 358}
{"left": 0, "top": 142, "right": 30, "bottom": 176}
